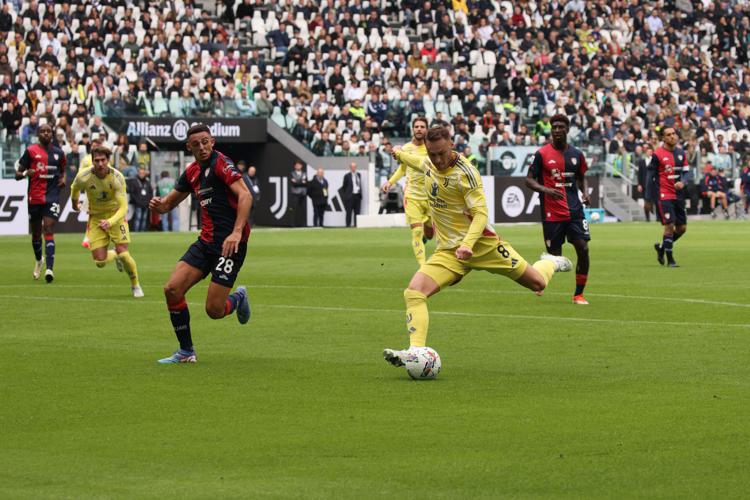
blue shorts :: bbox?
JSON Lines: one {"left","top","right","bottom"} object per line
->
{"left": 180, "top": 239, "right": 247, "bottom": 288}
{"left": 542, "top": 219, "right": 590, "bottom": 251}
{"left": 657, "top": 199, "right": 687, "bottom": 226}
{"left": 28, "top": 202, "right": 61, "bottom": 222}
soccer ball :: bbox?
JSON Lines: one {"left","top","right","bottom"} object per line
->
{"left": 590, "top": 211, "right": 601, "bottom": 222}
{"left": 404, "top": 347, "right": 442, "bottom": 380}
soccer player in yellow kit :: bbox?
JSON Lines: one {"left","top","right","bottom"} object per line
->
{"left": 383, "top": 125, "right": 572, "bottom": 369}
{"left": 70, "top": 146, "right": 143, "bottom": 298}
{"left": 77, "top": 137, "right": 102, "bottom": 249}
{"left": 381, "top": 117, "right": 433, "bottom": 265}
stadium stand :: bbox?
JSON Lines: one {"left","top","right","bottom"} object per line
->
{"left": 1, "top": 0, "right": 749, "bottom": 199}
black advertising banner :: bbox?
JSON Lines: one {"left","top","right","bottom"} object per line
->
{"left": 103, "top": 117, "right": 267, "bottom": 144}
{"left": 494, "top": 176, "right": 600, "bottom": 223}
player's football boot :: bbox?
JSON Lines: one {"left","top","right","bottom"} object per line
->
{"left": 235, "top": 285, "right": 251, "bottom": 324}
{"left": 540, "top": 253, "right": 573, "bottom": 272}
{"left": 654, "top": 243, "right": 665, "bottom": 265}
{"left": 81, "top": 237, "right": 90, "bottom": 249}
{"left": 45, "top": 269, "right": 54, "bottom": 283}
{"left": 667, "top": 261, "right": 680, "bottom": 268}
{"left": 572, "top": 294, "right": 589, "bottom": 305}
{"left": 132, "top": 285, "right": 144, "bottom": 298}
{"left": 158, "top": 349, "right": 197, "bottom": 364}
{"left": 33, "top": 259, "right": 44, "bottom": 280}
{"left": 115, "top": 255, "right": 124, "bottom": 272}
{"left": 383, "top": 348, "right": 407, "bottom": 367}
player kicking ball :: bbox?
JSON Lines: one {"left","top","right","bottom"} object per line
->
{"left": 383, "top": 125, "right": 572, "bottom": 369}
{"left": 149, "top": 124, "right": 252, "bottom": 364}
{"left": 70, "top": 146, "right": 143, "bottom": 297}
{"left": 525, "top": 114, "right": 591, "bottom": 305}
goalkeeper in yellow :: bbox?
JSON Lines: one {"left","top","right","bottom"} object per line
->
{"left": 383, "top": 125, "right": 572, "bottom": 369}
{"left": 381, "top": 117, "right": 433, "bottom": 265}
{"left": 70, "top": 146, "right": 144, "bottom": 298}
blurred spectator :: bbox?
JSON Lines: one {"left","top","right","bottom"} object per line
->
{"left": 128, "top": 167, "right": 154, "bottom": 232}
{"left": 157, "top": 170, "right": 178, "bottom": 231}
{"left": 289, "top": 160, "right": 308, "bottom": 227}
{"left": 307, "top": 167, "right": 329, "bottom": 227}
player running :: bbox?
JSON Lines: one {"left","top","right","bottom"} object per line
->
{"left": 149, "top": 124, "right": 252, "bottom": 364}
{"left": 741, "top": 163, "right": 750, "bottom": 216}
{"left": 77, "top": 136, "right": 103, "bottom": 249}
{"left": 380, "top": 117, "right": 433, "bottom": 265}
{"left": 525, "top": 114, "right": 591, "bottom": 305}
{"left": 14, "top": 124, "right": 66, "bottom": 282}
{"left": 650, "top": 127, "right": 689, "bottom": 267}
{"left": 70, "top": 146, "right": 143, "bottom": 297}
{"left": 383, "top": 125, "right": 571, "bottom": 369}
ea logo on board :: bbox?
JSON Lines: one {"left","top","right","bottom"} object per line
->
{"left": 172, "top": 120, "right": 190, "bottom": 141}
{"left": 501, "top": 186, "right": 525, "bottom": 218}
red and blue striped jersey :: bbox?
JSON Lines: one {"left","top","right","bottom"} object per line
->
{"left": 528, "top": 143, "right": 588, "bottom": 222}
{"left": 649, "top": 146, "right": 689, "bottom": 201}
{"left": 17, "top": 143, "right": 67, "bottom": 205}
{"left": 175, "top": 150, "right": 250, "bottom": 245}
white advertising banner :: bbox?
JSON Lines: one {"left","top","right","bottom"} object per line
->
{"left": 0, "top": 179, "right": 29, "bottom": 235}
{"left": 306, "top": 167, "right": 369, "bottom": 227}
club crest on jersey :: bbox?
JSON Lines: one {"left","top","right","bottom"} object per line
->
{"left": 53, "top": 154, "right": 59, "bottom": 160}
{"left": 204, "top": 167, "right": 211, "bottom": 178}
{"left": 443, "top": 177, "right": 450, "bottom": 187}
{"left": 431, "top": 182, "right": 439, "bottom": 197}
{"left": 571, "top": 158, "right": 577, "bottom": 165}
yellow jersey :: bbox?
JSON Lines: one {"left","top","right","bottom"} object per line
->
{"left": 387, "top": 141, "right": 428, "bottom": 201}
{"left": 80, "top": 153, "right": 93, "bottom": 171}
{"left": 71, "top": 166, "right": 128, "bottom": 225}
{"left": 398, "top": 149, "right": 495, "bottom": 251}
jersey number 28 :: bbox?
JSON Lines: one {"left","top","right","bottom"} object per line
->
{"left": 216, "top": 257, "right": 234, "bottom": 274}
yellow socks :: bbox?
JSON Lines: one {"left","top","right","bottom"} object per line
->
{"left": 532, "top": 259, "right": 555, "bottom": 287}
{"left": 117, "top": 251, "right": 140, "bottom": 286}
{"left": 404, "top": 288, "right": 429, "bottom": 347}
{"left": 411, "top": 226, "right": 426, "bottom": 265}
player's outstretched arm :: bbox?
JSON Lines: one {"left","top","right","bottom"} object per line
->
{"left": 394, "top": 149, "right": 424, "bottom": 172}
{"left": 384, "top": 162, "right": 406, "bottom": 192}
{"left": 221, "top": 180, "right": 253, "bottom": 257}
{"left": 149, "top": 190, "right": 190, "bottom": 214}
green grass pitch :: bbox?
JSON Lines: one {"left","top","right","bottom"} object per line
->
{"left": 1, "top": 221, "right": 748, "bottom": 498}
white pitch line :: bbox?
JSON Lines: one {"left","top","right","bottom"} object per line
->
{"left": 0, "top": 282, "right": 748, "bottom": 309}
{"left": 0, "top": 294, "right": 747, "bottom": 330}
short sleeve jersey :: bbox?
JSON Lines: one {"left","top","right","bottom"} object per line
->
{"left": 528, "top": 143, "right": 588, "bottom": 222}
{"left": 175, "top": 150, "right": 249, "bottom": 245}
{"left": 17, "top": 143, "right": 67, "bottom": 204}
{"left": 650, "top": 146, "right": 689, "bottom": 201}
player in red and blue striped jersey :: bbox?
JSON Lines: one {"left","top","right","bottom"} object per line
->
{"left": 649, "top": 127, "right": 689, "bottom": 267}
{"left": 526, "top": 114, "right": 591, "bottom": 305}
{"left": 14, "top": 124, "right": 66, "bottom": 282}
{"left": 149, "top": 124, "right": 253, "bottom": 364}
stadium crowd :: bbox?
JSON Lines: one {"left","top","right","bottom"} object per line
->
{"left": 0, "top": 0, "right": 749, "bottom": 208}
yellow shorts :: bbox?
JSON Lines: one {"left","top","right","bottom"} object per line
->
{"left": 88, "top": 217, "right": 130, "bottom": 250}
{"left": 404, "top": 197, "right": 430, "bottom": 226}
{"left": 419, "top": 237, "right": 528, "bottom": 289}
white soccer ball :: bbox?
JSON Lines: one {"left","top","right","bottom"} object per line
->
{"left": 590, "top": 211, "right": 601, "bottom": 222}
{"left": 404, "top": 347, "right": 442, "bottom": 380}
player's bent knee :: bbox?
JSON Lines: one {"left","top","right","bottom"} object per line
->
{"left": 163, "top": 283, "right": 182, "bottom": 301}
{"left": 205, "top": 304, "right": 225, "bottom": 319}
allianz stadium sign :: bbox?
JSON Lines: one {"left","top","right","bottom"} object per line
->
{"left": 108, "top": 117, "right": 267, "bottom": 144}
